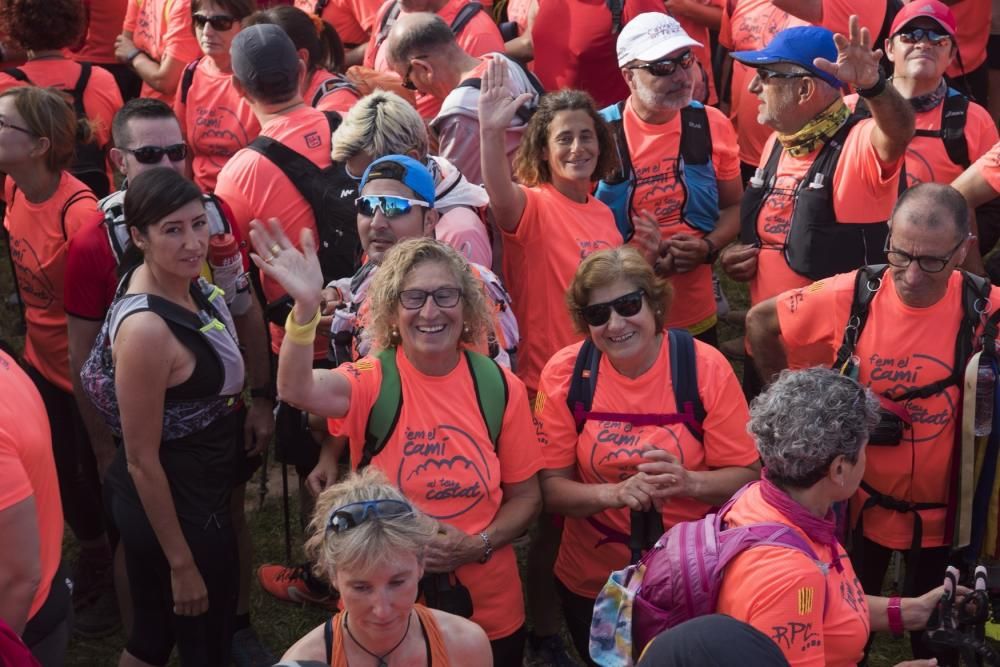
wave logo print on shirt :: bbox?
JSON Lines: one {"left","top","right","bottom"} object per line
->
{"left": 398, "top": 424, "right": 492, "bottom": 520}
{"left": 588, "top": 421, "right": 683, "bottom": 483}
{"left": 9, "top": 237, "right": 55, "bottom": 309}
{"left": 194, "top": 106, "right": 252, "bottom": 167}
{"left": 634, "top": 159, "right": 684, "bottom": 226}
{"left": 869, "top": 352, "right": 955, "bottom": 442}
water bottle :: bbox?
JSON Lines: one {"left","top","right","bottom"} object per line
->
{"left": 976, "top": 356, "right": 996, "bottom": 437}
{"left": 208, "top": 234, "right": 251, "bottom": 315}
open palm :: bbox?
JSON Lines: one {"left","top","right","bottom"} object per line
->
{"left": 248, "top": 218, "right": 324, "bottom": 309}
{"left": 813, "top": 14, "right": 881, "bottom": 89}
{"left": 477, "top": 57, "right": 534, "bottom": 132}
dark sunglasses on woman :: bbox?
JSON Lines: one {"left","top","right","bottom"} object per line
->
{"left": 193, "top": 13, "right": 236, "bottom": 31}
{"left": 326, "top": 499, "right": 414, "bottom": 535}
{"left": 580, "top": 290, "right": 645, "bottom": 327}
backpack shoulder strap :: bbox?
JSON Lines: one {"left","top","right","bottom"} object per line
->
{"left": 940, "top": 89, "right": 970, "bottom": 168}
{"left": 180, "top": 57, "right": 202, "bottom": 106}
{"left": 832, "top": 264, "right": 888, "bottom": 371}
{"left": 567, "top": 339, "right": 601, "bottom": 434}
{"left": 605, "top": 100, "right": 632, "bottom": 183}
{"left": 668, "top": 328, "right": 705, "bottom": 440}
{"left": 311, "top": 76, "right": 359, "bottom": 107}
{"left": 360, "top": 347, "right": 403, "bottom": 470}
{"left": 60, "top": 188, "right": 98, "bottom": 241}
{"left": 679, "top": 102, "right": 712, "bottom": 165}
{"left": 324, "top": 615, "right": 335, "bottom": 665}
{"left": 606, "top": 0, "right": 624, "bottom": 33}
{"left": 322, "top": 110, "right": 343, "bottom": 135}
{"left": 70, "top": 62, "right": 92, "bottom": 118}
{"left": 3, "top": 67, "right": 29, "bottom": 83}
{"left": 450, "top": 1, "right": 483, "bottom": 34}
{"left": 315, "top": 0, "right": 330, "bottom": 13}
{"left": 464, "top": 350, "right": 508, "bottom": 449}
{"left": 376, "top": 0, "right": 402, "bottom": 47}
{"left": 247, "top": 136, "right": 322, "bottom": 193}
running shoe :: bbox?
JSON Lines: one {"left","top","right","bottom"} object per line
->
{"left": 257, "top": 563, "right": 340, "bottom": 611}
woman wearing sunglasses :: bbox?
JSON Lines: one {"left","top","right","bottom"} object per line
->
{"left": 174, "top": 0, "right": 261, "bottom": 192}
{"left": 533, "top": 247, "right": 759, "bottom": 664}
{"left": 282, "top": 467, "right": 492, "bottom": 665}
{"left": 249, "top": 226, "right": 543, "bottom": 665}
{"left": 82, "top": 167, "right": 249, "bottom": 666}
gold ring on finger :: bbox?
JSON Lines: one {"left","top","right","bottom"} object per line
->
{"left": 269, "top": 244, "right": 281, "bottom": 256}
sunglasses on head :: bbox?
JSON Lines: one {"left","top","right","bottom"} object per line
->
{"left": 398, "top": 287, "right": 463, "bottom": 310}
{"left": 356, "top": 194, "right": 430, "bottom": 219}
{"left": 193, "top": 13, "right": 236, "bottom": 31}
{"left": 326, "top": 499, "right": 414, "bottom": 535}
{"left": 123, "top": 143, "right": 188, "bottom": 164}
{"left": 895, "top": 27, "right": 952, "bottom": 46}
{"left": 629, "top": 50, "right": 695, "bottom": 77}
{"left": 580, "top": 290, "right": 645, "bottom": 327}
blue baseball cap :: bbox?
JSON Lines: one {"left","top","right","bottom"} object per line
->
{"left": 360, "top": 155, "right": 436, "bottom": 207}
{"left": 730, "top": 26, "right": 843, "bottom": 89}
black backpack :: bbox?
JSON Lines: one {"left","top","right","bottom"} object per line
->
{"left": 5, "top": 63, "right": 110, "bottom": 199}
{"left": 246, "top": 111, "right": 361, "bottom": 324}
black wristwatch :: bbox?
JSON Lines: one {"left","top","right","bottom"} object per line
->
{"left": 703, "top": 237, "right": 720, "bottom": 264}
{"left": 856, "top": 70, "right": 887, "bottom": 99}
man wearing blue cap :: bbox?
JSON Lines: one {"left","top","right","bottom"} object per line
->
{"left": 720, "top": 17, "right": 915, "bottom": 396}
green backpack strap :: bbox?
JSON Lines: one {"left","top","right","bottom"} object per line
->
{"left": 359, "top": 348, "right": 403, "bottom": 470}
{"left": 464, "top": 350, "right": 508, "bottom": 449}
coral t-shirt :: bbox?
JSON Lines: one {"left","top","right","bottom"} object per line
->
{"left": 364, "top": 0, "right": 504, "bottom": 119}
{"left": 294, "top": 0, "right": 379, "bottom": 46}
{"left": 305, "top": 69, "right": 362, "bottom": 115}
{"left": 845, "top": 93, "right": 998, "bottom": 189}
{"left": 123, "top": 0, "right": 202, "bottom": 102}
{"left": 501, "top": 184, "right": 623, "bottom": 394}
{"left": 720, "top": 0, "right": 886, "bottom": 167}
{"left": 4, "top": 173, "right": 99, "bottom": 392}
{"left": 622, "top": 100, "right": 740, "bottom": 329}
{"left": 0, "top": 349, "right": 63, "bottom": 621}
{"left": 214, "top": 106, "right": 335, "bottom": 357}
{"left": 716, "top": 483, "right": 870, "bottom": 667}
{"left": 946, "top": 0, "right": 991, "bottom": 78}
{"left": 536, "top": 336, "right": 756, "bottom": 598}
{"left": 970, "top": 138, "right": 1000, "bottom": 192}
{"left": 71, "top": 0, "right": 129, "bottom": 64}
{"left": 330, "top": 348, "right": 544, "bottom": 640}
{"left": 174, "top": 57, "right": 261, "bottom": 192}
{"left": 776, "top": 270, "right": 1000, "bottom": 549}
{"left": 532, "top": 0, "right": 666, "bottom": 109}
{"left": 748, "top": 120, "right": 902, "bottom": 306}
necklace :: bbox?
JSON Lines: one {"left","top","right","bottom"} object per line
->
{"left": 344, "top": 611, "right": 412, "bottom": 667}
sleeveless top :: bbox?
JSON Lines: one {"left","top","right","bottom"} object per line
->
{"left": 326, "top": 605, "right": 451, "bottom": 667}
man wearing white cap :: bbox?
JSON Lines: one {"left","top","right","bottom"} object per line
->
{"left": 596, "top": 13, "right": 742, "bottom": 348}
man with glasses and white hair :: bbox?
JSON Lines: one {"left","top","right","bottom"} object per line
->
{"left": 719, "top": 19, "right": 915, "bottom": 395}
{"left": 595, "top": 12, "right": 742, "bottom": 348}
{"left": 744, "top": 182, "right": 1000, "bottom": 660}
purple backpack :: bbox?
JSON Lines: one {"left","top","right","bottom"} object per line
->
{"left": 590, "top": 483, "right": 826, "bottom": 666}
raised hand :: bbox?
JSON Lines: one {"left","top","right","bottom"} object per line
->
{"left": 813, "top": 14, "right": 881, "bottom": 89}
{"left": 249, "top": 218, "right": 324, "bottom": 313}
{"left": 477, "top": 56, "right": 534, "bottom": 132}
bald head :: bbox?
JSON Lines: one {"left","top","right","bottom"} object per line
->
{"left": 386, "top": 12, "right": 458, "bottom": 68}
{"left": 890, "top": 182, "right": 969, "bottom": 241}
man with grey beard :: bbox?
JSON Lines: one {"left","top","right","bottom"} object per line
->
{"left": 595, "top": 13, "right": 742, "bottom": 348}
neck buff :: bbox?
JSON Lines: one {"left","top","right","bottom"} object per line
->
{"left": 777, "top": 98, "right": 851, "bottom": 158}
{"left": 906, "top": 78, "right": 948, "bottom": 113}
{"left": 759, "top": 475, "right": 845, "bottom": 573}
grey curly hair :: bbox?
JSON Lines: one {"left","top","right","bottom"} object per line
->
{"left": 749, "top": 367, "right": 879, "bottom": 489}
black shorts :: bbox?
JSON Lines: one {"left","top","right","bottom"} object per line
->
{"left": 989, "top": 34, "right": 1000, "bottom": 70}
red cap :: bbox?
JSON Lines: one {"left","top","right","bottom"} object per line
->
{"left": 889, "top": 0, "right": 957, "bottom": 39}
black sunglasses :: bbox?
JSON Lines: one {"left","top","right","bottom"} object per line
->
{"left": 895, "top": 27, "right": 952, "bottom": 46}
{"left": 756, "top": 68, "right": 815, "bottom": 83}
{"left": 326, "top": 500, "right": 414, "bottom": 535}
{"left": 883, "top": 235, "right": 967, "bottom": 273}
{"left": 398, "top": 287, "right": 463, "bottom": 310}
{"left": 629, "top": 50, "right": 694, "bottom": 77}
{"left": 402, "top": 54, "right": 429, "bottom": 91}
{"left": 123, "top": 143, "right": 188, "bottom": 164}
{"left": 580, "top": 290, "right": 645, "bottom": 327}
{"left": 193, "top": 13, "right": 236, "bottom": 31}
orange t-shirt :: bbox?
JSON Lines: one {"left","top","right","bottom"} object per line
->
{"left": 946, "top": 0, "right": 990, "bottom": 78}
{"left": 971, "top": 138, "right": 1000, "bottom": 193}
{"left": 305, "top": 69, "right": 362, "bottom": 115}
{"left": 214, "top": 106, "right": 334, "bottom": 357}
{"left": 4, "top": 173, "right": 99, "bottom": 392}
{"left": 845, "top": 93, "right": 998, "bottom": 188}
{"left": 776, "top": 270, "right": 1000, "bottom": 549}
{"left": 716, "top": 483, "right": 870, "bottom": 667}
{"left": 501, "top": 184, "right": 623, "bottom": 394}
{"left": 720, "top": 0, "right": 886, "bottom": 167}
{"left": 173, "top": 57, "right": 261, "bottom": 192}
{"left": 0, "top": 349, "right": 63, "bottom": 621}
{"left": 329, "top": 348, "right": 544, "bottom": 639}
{"left": 71, "top": 0, "right": 129, "bottom": 64}
{"left": 364, "top": 0, "right": 504, "bottom": 119}
{"left": 748, "top": 120, "right": 902, "bottom": 306}
{"left": 536, "top": 336, "right": 757, "bottom": 598}
{"left": 123, "top": 0, "right": 202, "bottom": 102}
{"left": 670, "top": 0, "right": 722, "bottom": 106}
{"left": 622, "top": 100, "right": 740, "bottom": 329}
{"left": 294, "top": 0, "right": 379, "bottom": 46}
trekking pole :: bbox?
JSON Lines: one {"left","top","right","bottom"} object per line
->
{"left": 281, "top": 456, "right": 291, "bottom": 563}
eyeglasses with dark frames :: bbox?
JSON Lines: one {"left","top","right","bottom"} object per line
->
{"left": 883, "top": 234, "right": 968, "bottom": 273}
{"left": 398, "top": 287, "right": 463, "bottom": 310}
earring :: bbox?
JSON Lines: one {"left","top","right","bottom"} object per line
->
{"left": 462, "top": 322, "right": 472, "bottom": 337}
{"left": 389, "top": 326, "right": 401, "bottom": 345}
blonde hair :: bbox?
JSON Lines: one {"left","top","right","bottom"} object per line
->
{"left": 366, "top": 238, "right": 492, "bottom": 350}
{"left": 331, "top": 91, "right": 428, "bottom": 163}
{"left": 566, "top": 247, "right": 672, "bottom": 333}
{"left": 0, "top": 86, "right": 93, "bottom": 173}
{"left": 305, "top": 467, "right": 437, "bottom": 579}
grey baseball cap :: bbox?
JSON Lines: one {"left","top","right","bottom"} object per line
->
{"left": 230, "top": 24, "right": 300, "bottom": 101}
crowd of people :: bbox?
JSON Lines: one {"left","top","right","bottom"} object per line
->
{"left": 5, "top": 0, "right": 1000, "bottom": 665}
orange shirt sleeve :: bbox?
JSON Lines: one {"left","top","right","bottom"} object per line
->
{"left": 974, "top": 140, "right": 1000, "bottom": 194}
{"left": 534, "top": 345, "right": 580, "bottom": 470}
{"left": 696, "top": 342, "right": 758, "bottom": 467}
{"left": 966, "top": 102, "right": 1000, "bottom": 164}
{"left": 0, "top": 440, "right": 32, "bottom": 511}
{"left": 123, "top": 0, "right": 138, "bottom": 33}
{"left": 330, "top": 358, "right": 383, "bottom": 468}
{"left": 774, "top": 273, "right": 855, "bottom": 369}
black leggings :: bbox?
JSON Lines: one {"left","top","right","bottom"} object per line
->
{"left": 555, "top": 578, "right": 598, "bottom": 667}
{"left": 490, "top": 625, "right": 527, "bottom": 666}
{"left": 24, "top": 364, "right": 106, "bottom": 542}
{"left": 110, "top": 493, "right": 238, "bottom": 666}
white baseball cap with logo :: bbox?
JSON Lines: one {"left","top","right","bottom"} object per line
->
{"left": 616, "top": 13, "right": 702, "bottom": 67}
